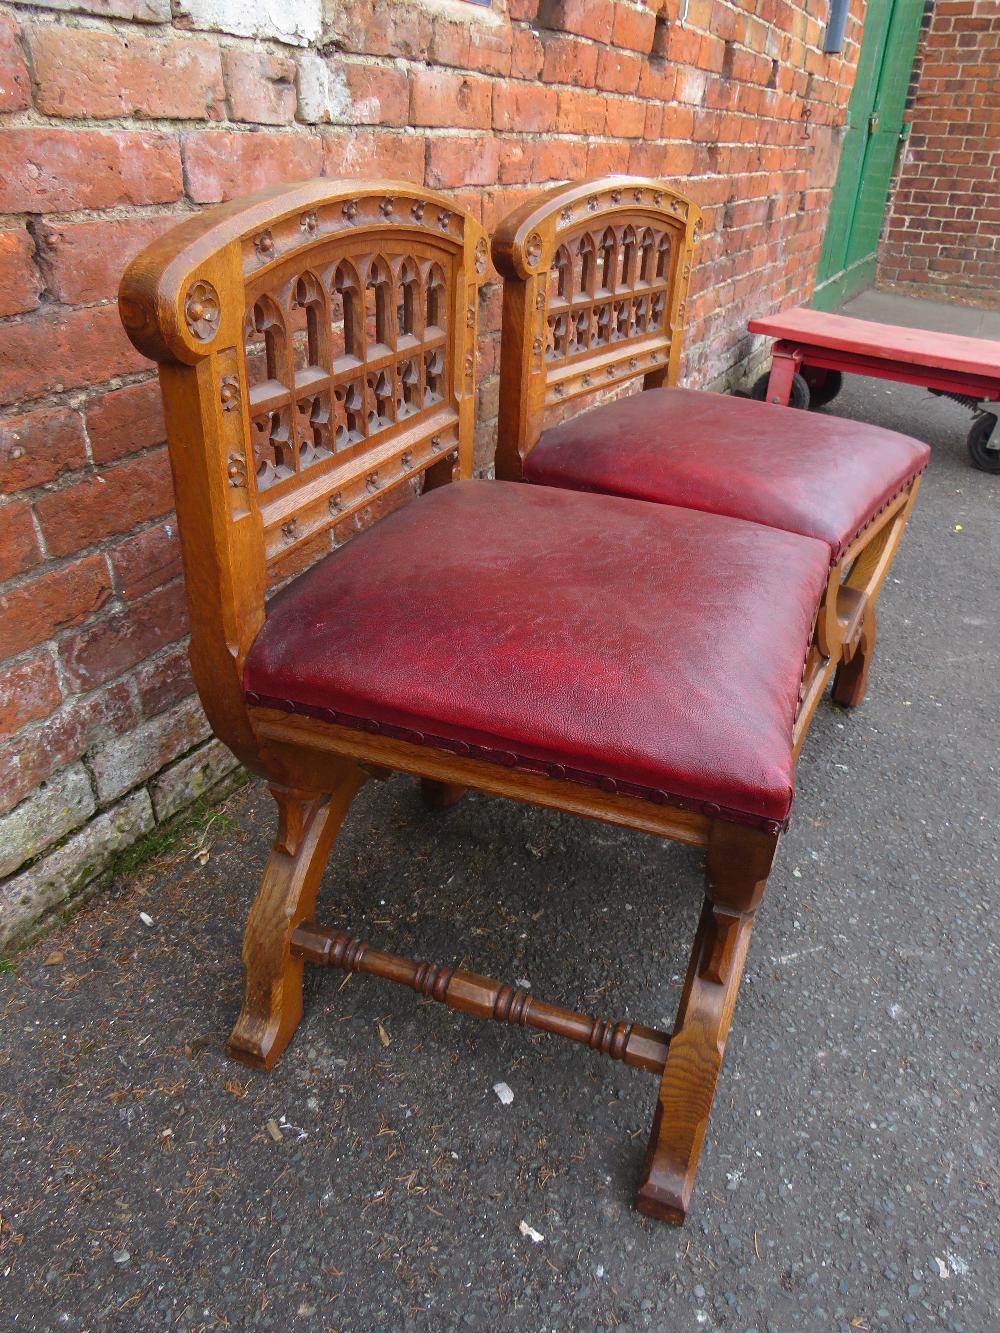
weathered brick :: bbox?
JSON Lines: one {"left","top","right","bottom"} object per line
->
{"left": 60, "top": 579, "right": 188, "bottom": 693}
{"left": 0, "top": 501, "right": 41, "bottom": 582}
{"left": 0, "top": 554, "right": 112, "bottom": 661}
{"left": 498, "top": 138, "right": 537, "bottom": 185}
{"left": 494, "top": 82, "right": 558, "bottom": 132}
{"left": 86, "top": 381, "right": 166, "bottom": 464}
{"left": 0, "top": 306, "right": 149, "bottom": 409}
{"left": 0, "top": 129, "right": 182, "bottom": 213}
{"left": 90, "top": 694, "right": 208, "bottom": 802}
{"left": 596, "top": 46, "right": 643, "bottom": 95}
{"left": 27, "top": 24, "right": 224, "bottom": 120}
{"left": 537, "top": 0, "right": 614, "bottom": 43}
{"left": 150, "top": 737, "right": 241, "bottom": 820}
{"left": 0, "top": 14, "right": 30, "bottom": 112}
{"left": 612, "top": 4, "right": 657, "bottom": 53}
{"left": 223, "top": 47, "right": 297, "bottom": 125}
{"left": 108, "top": 519, "right": 181, "bottom": 600}
{"left": 0, "top": 652, "right": 62, "bottom": 738}
{"left": 542, "top": 34, "right": 599, "bottom": 85}
{"left": 556, "top": 87, "right": 607, "bottom": 135}
{"left": 0, "top": 763, "right": 96, "bottom": 879}
{"left": 410, "top": 69, "right": 492, "bottom": 129}
{"left": 35, "top": 215, "right": 174, "bottom": 306}
{"left": 511, "top": 28, "right": 544, "bottom": 79}
{"left": 0, "top": 681, "right": 135, "bottom": 816}
{"left": 322, "top": 129, "right": 425, "bottom": 182}
{"left": 324, "top": 0, "right": 432, "bottom": 60}
{"left": 297, "top": 59, "right": 408, "bottom": 128}
{"left": 0, "top": 789, "right": 154, "bottom": 957}
{"left": 182, "top": 129, "right": 323, "bottom": 204}
{"left": 0, "top": 408, "right": 87, "bottom": 494}
{"left": 21, "top": 0, "right": 169, "bottom": 20}
{"left": 136, "top": 641, "right": 195, "bottom": 716}
{"left": 426, "top": 135, "right": 501, "bottom": 190}
{"left": 174, "top": 0, "right": 320, "bottom": 45}
{"left": 0, "top": 229, "right": 41, "bottom": 319}
{"left": 533, "top": 137, "right": 588, "bottom": 181}
{"left": 35, "top": 452, "right": 174, "bottom": 559}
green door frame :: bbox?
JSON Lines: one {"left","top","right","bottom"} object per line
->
{"left": 812, "top": 0, "right": 925, "bottom": 311}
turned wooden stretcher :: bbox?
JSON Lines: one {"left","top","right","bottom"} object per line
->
{"left": 121, "top": 178, "right": 874, "bottom": 1228}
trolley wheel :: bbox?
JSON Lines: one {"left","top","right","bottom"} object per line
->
{"left": 750, "top": 370, "right": 811, "bottom": 410}
{"left": 967, "top": 413, "right": 1000, "bottom": 473}
{"left": 803, "top": 367, "right": 844, "bottom": 407}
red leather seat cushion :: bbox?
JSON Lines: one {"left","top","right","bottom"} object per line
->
{"left": 524, "top": 387, "right": 930, "bottom": 560}
{"left": 244, "top": 481, "right": 830, "bottom": 827}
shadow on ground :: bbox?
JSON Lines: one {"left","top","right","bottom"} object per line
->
{"left": 1, "top": 364, "right": 998, "bottom": 1331}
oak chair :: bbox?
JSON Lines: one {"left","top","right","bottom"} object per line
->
{"left": 492, "top": 176, "right": 930, "bottom": 740}
{"left": 121, "top": 178, "right": 835, "bottom": 1226}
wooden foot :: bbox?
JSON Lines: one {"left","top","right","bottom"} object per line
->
{"left": 636, "top": 822, "right": 778, "bottom": 1224}
{"left": 228, "top": 774, "right": 364, "bottom": 1071}
{"left": 420, "top": 777, "right": 467, "bottom": 808}
{"left": 832, "top": 604, "right": 876, "bottom": 707}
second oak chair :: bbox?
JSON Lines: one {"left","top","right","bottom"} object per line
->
{"left": 492, "top": 175, "right": 929, "bottom": 730}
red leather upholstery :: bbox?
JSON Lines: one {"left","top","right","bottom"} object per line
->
{"left": 244, "top": 481, "right": 830, "bottom": 828}
{"left": 524, "top": 387, "right": 930, "bottom": 560}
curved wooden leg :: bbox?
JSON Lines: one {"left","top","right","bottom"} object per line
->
{"left": 228, "top": 773, "right": 364, "bottom": 1071}
{"left": 420, "top": 778, "right": 467, "bottom": 808}
{"left": 636, "top": 822, "right": 779, "bottom": 1224}
{"left": 832, "top": 603, "right": 876, "bottom": 707}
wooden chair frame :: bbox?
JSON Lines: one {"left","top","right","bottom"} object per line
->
{"left": 491, "top": 174, "right": 924, "bottom": 740}
{"left": 123, "top": 178, "right": 818, "bottom": 1227}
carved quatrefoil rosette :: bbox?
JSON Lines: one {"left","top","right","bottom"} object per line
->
{"left": 475, "top": 237, "right": 489, "bottom": 275}
{"left": 411, "top": 200, "right": 425, "bottom": 222}
{"left": 253, "top": 229, "right": 274, "bottom": 260}
{"left": 379, "top": 197, "right": 395, "bottom": 218}
{"left": 220, "top": 374, "right": 240, "bottom": 411}
{"left": 342, "top": 199, "right": 359, "bottom": 222}
{"left": 559, "top": 207, "right": 573, "bottom": 225}
{"left": 300, "top": 211, "right": 318, "bottom": 233}
{"left": 523, "top": 231, "right": 543, "bottom": 270}
{"left": 226, "top": 452, "right": 247, "bottom": 487}
{"left": 184, "top": 280, "right": 220, "bottom": 342}
{"left": 610, "top": 189, "right": 622, "bottom": 205}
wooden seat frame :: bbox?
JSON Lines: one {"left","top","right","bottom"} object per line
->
{"left": 491, "top": 175, "right": 924, "bottom": 746}
{"left": 123, "top": 178, "right": 838, "bottom": 1228}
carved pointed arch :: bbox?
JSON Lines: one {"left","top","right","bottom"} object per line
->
{"left": 365, "top": 255, "right": 395, "bottom": 351}
{"left": 577, "top": 233, "right": 597, "bottom": 297}
{"left": 396, "top": 257, "right": 421, "bottom": 340}
{"left": 619, "top": 226, "right": 637, "bottom": 289}
{"left": 425, "top": 262, "right": 447, "bottom": 333}
{"left": 332, "top": 259, "right": 363, "bottom": 361}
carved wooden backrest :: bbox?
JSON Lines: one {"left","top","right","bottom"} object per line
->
{"left": 120, "top": 180, "right": 487, "bottom": 767}
{"left": 491, "top": 176, "right": 702, "bottom": 479}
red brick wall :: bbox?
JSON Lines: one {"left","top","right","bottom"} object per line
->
{"left": 878, "top": 0, "right": 1000, "bottom": 304}
{"left": 0, "top": 0, "right": 866, "bottom": 950}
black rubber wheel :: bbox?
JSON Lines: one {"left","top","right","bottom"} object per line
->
{"left": 750, "top": 370, "right": 811, "bottom": 410}
{"left": 967, "top": 413, "right": 1000, "bottom": 473}
{"left": 803, "top": 367, "right": 844, "bottom": 407}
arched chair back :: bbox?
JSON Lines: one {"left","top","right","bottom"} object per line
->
{"left": 491, "top": 176, "right": 702, "bottom": 479}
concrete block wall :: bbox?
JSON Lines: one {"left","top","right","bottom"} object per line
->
{"left": 0, "top": 0, "right": 866, "bottom": 953}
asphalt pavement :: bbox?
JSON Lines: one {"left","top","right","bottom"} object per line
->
{"left": 1, "top": 318, "right": 997, "bottom": 1331}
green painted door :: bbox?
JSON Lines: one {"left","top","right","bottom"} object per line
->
{"left": 813, "top": 0, "right": 924, "bottom": 310}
